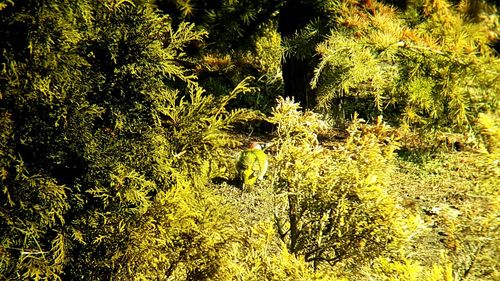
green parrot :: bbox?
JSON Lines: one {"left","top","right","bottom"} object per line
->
{"left": 236, "top": 142, "right": 268, "bottom": 190}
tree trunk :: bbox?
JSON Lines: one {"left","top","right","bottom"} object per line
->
{"left": 281, "top": 56, "right": 313, "bottom": 108}
{"left": 288, "top": 193, "right": 299, "bottom": 252}
{"left": 278, "top": 0, "right": 318, "bottom": 108}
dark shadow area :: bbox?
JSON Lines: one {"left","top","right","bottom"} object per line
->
{"left": 212, "top": 176, "right": 241, "bottom": 190}
{"left": 396, "top": 148, "right": 436, "bottom": 164}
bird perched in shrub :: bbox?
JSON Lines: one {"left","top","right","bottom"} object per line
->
{"left": 236, "top": 142, "right": 268, "bottom": 190}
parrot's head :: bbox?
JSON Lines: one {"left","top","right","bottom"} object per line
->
{"left": 248, "top": 142, "right": 262, "bottom": 150}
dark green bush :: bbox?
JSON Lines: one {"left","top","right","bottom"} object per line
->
{"left": 268, "top": 98, "right": 416, "bottom": 271}
{"left": 0, "top": 1, "right": 250, "bottom": 279}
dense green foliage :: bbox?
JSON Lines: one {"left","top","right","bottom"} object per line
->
{"left": 311, "top": 0, "right": 500, "bottom": 145}
{"left": 269, "top": 99, "right": 414, "bottom": 269}
{"left": 1, "top": 0, "right": 498, "bottom": 280}
{"left": 0, "top": 0, "right": 248, "bottom": 279}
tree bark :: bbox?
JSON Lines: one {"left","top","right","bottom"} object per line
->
{"left": 288, "top": 193, "right": 299, "bottom": 252}
{"left": 281, "top": 56, "right": 314, "bottom": 108}
{"left": 278, "top": 0, "right": 318, "bottom": 108}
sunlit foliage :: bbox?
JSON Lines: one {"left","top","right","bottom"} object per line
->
{"left": 1, "top": 0, "right": 498, "bottom": 280}
{"left": 0, "top": 0, "right": 250, "bottom": 279}
{"left": 268, "top": 98, "right": 419, "bottom": 271}
{"left": 312, "top": 0, "right": 500, "bottom": 146}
